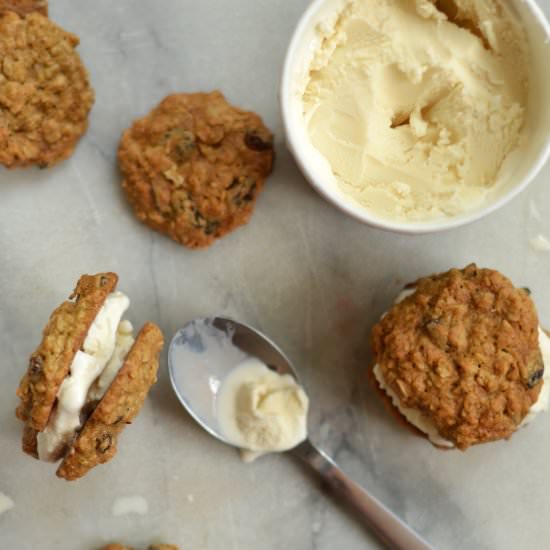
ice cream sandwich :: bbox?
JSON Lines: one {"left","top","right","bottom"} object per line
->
{"left": 371, "top": 264, "right": 550, "bottom": 449}
{"left": 16, "top": 273, "right": 164, "bottom": 480}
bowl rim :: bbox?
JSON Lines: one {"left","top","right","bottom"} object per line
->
{"left": 280, "top": 0, "right": 550, "bottom": 235}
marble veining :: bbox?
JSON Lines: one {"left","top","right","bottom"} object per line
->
{"left": 1, "top": 1, "right": 550, "bottom": 549}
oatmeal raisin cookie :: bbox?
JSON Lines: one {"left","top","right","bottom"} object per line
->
{"left": 118, "top": 91, "right": 274, "bottom": 248}
{"left": 0, "top": 12, "right": 94, "bottom": 168}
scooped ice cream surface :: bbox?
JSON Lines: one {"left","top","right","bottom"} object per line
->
{"left": 303, "top": 0, "right": 529, "bottom": 221}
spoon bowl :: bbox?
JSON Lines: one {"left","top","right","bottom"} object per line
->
{"left": 168, "top": 316, "right": 301, "bottom": 446}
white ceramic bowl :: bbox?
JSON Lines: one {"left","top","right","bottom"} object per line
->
{"left": 281, "top": 0, "right": 550, "bottom": 233}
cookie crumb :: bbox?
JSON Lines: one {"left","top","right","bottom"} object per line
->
{"left": 530, "top": 234, "right": 550, "bottom": 252}
{"left": 0, "top": 492, "right": 14, "bottom": 516}
{"left": 111, "top": 496, "right": 149, "bottom": 517}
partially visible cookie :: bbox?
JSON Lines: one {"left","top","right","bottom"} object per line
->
{"left": 57, "top": 323, "right": 164, "bottom": 480}
{"left": 118, "top": 91, "right": 274, "bottom": 248}
{"left": 99, "top": 545, "right": 179, "bottom": 550}
{"left": 0, "top": 12, "right": 94, "bottom": 168}
{"left": 16, "top": 273, "right": 118, "bottom": 435}
{"left": 0, "top": 0, "right": 47, "bottom": 16}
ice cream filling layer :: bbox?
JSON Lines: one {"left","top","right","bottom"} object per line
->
{"left": 217, "top": 358, "right": 309, "bottom": 462}
{"left": 303, "top": 0, "right": 529, "bottom": 221}
{"left": 373, "top": 363, "right": 455, "bottom": 447}
{"left": 37, "top": 292, "right": 134, "bottom": 462}
{"left": 374, "top": 292, "right": 550, "bottom": 447}
{"left": 520, "top": 328, "right": 550, "bottom": 427}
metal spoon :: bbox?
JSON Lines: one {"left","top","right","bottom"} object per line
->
{"left": 168, "top": 317, "right": 433, "bottom": 550}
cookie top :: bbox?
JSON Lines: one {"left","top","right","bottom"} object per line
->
{"left": 0, "top": 0, "right": 47, "bottom": 16}
{"left": 118, "top": 91, "right": 274, "bottom": 248}
{"left": 371, "top": 264, "right": 543, "bottom": 449}
{"left": 0, "top": 12, "right": 94, "bottom": 168}
{"left": 57, "top": 322, "right": 163, "bottom": 480}
{"left": 16, "top": 273, "right": 118, "bottom": 433}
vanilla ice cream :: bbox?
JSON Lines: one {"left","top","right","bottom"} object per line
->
{"left": 88, "top": 319, "right": 135, "bottom": 401}
{"left": 37, "top": 292, "right": 133, "bottom": 462}
{"left": 302, "top": 0, "right": 529, "bottom": 221}
{"left": 217, "top": 358, "right": 309, "bottom": 461}
{"left": 374, "top": 291, "right": 550, "bottom": 447}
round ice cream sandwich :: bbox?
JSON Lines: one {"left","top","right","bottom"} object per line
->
{"left": 15, "top": 273, "right": 164, "bottom": 480}
{"left": 371, "top": 264, "right": 550, "bottom": 450}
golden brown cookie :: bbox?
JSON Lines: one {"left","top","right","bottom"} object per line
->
{"left": 57, "top": 322, "right": 164, "bottom": 480}
{"left": 16, "top": 273, "right": 118, "bottom": 437}
{"left": 118, "top": 91, "right": 274, "bottom": 248}
{"left": 0, "top": 12, "right": 94, "bottom": 168}
{"left": 99, "top": 546, "right": 134, "bottom": 550}
{"left": 0, "top": 0, "right": 47, "bottom": 16}
{"left": 371, "top": 264, "right": 544, "bottom": 450}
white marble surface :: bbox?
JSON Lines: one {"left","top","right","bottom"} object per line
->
{"left": 1, "top": 1, "right": 550, "bottom": 549}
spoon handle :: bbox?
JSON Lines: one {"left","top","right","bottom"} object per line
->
{"left": 291, "top": 439, "right": 433, "bottom": 550}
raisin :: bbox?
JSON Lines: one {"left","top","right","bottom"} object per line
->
{"left": 244, "top": 129, "right": 272, "bottom": 152}
{"left": 226, "top": 178, "right": 239, "bottom": 190}
{"left": 243, "top": 182, "right": 257, "bottom": 202}
{"left": 231, "top": 177, "right": 256, "bottom": 205}
{"left": 29, "top": 355, "right": 43, "bottom": 375}
{"left": 528, "top": 368, "right": 544, "bottom": 388}
{"left": 79, "top": 400, "right": 98, "bottom": 425}
{"left": 205, "top": 221, "right": 219, "bottom": 236}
